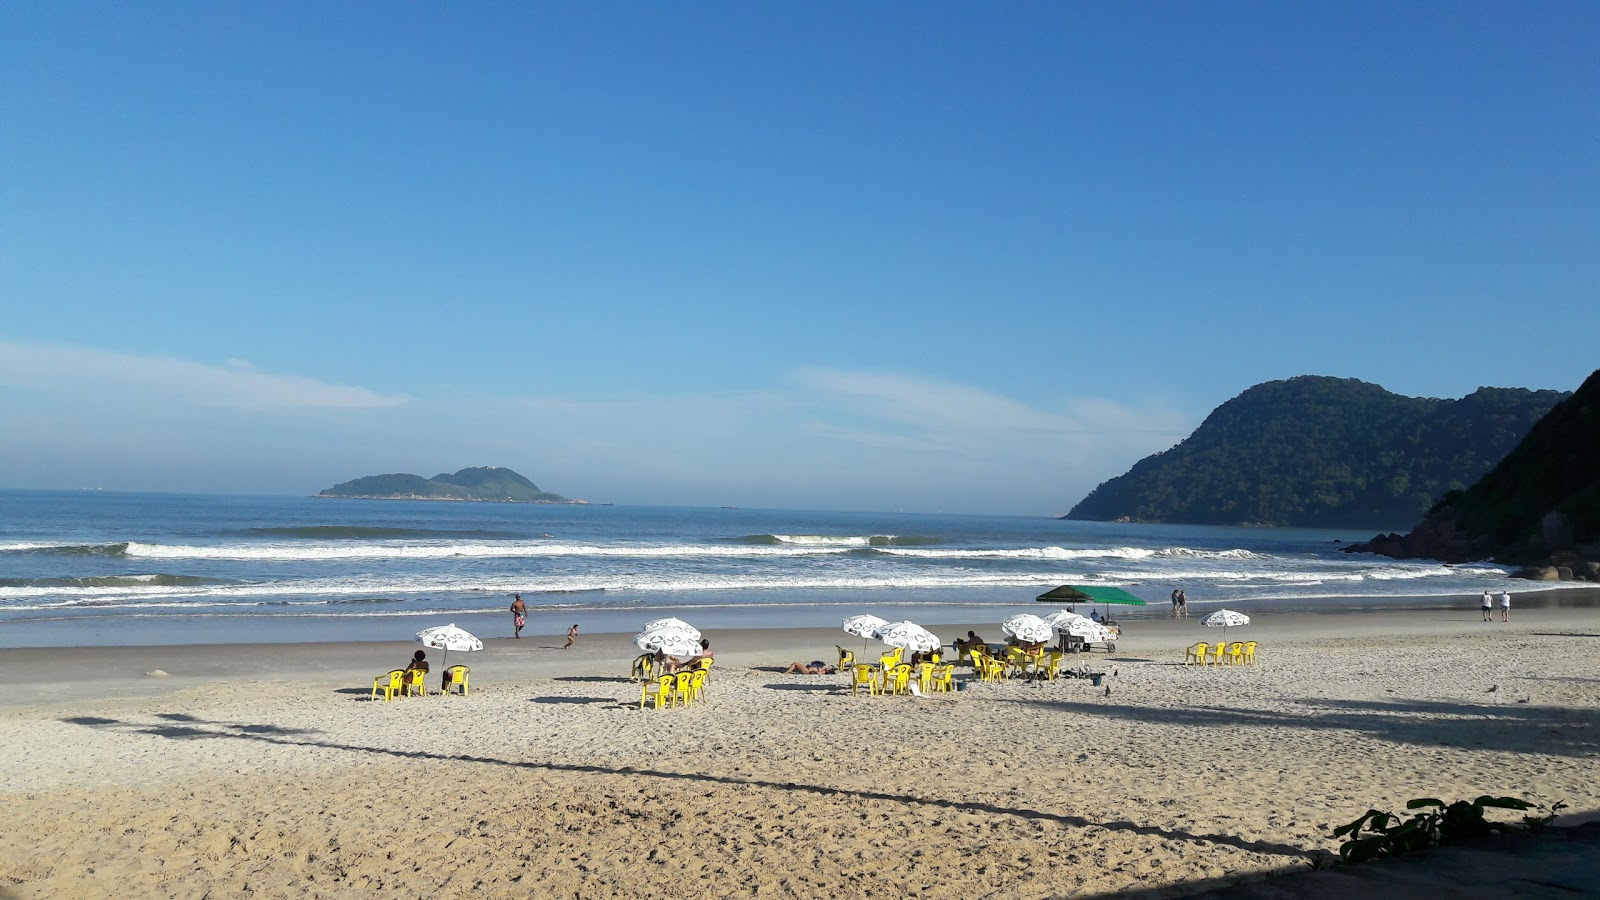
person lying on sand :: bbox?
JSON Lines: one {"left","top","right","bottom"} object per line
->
{"left": 784, "top": 660, "right": 836, "bottom": 675}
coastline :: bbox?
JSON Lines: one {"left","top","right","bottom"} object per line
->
{"left": 5, "top": 585, "right": 1597, "bottom": 651}
{"left": 3, "top": 603, "right": 1597, "bottom": 896}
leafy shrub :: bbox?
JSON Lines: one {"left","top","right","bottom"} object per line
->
{"left": 1333, "top": 795, "right": 1565, "bottom": 863}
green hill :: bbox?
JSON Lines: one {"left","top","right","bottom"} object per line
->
{"left": 1345, "top": 368, "right": 1600, "bottom": 572}
{"left": 1065, "top": 376, "right": 1567, "bottom": 529}
{"left": 318, "top": 466, "right": 579, "bottom": 503}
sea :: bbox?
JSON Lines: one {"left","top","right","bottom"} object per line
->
{"left": 0, "top": 489, "right": 1585, "bottom": 648}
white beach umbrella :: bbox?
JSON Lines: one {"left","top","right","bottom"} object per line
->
{"left": 842, "top": 614, "right": 889, "bottom": 639}
{"left": 1001, "top": 613, "right": 1053, "bottom": 644}
{"left": 1040, "top": 609, "right": 1087, "bottom": 631}
{"left": 1201, "top": 609, "right": 1250, "bottom": 638}
{"left": 875, "top": 620, "right": 941, "bottom": 654}
{"left": 1059, "top": 617, "right": 1113, "bottom": 643}
{"left": 415, "top": 623, "right": 483, "bottom": 674}
{"left": 641, "top": 617, "right": 702, "bottom": 642}
{"left": 633, "top": 628, "right": 702, "bottom": 659}
{"left": 842, "top": 614, "right": 890, "bottom": 656}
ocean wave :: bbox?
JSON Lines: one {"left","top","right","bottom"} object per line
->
{"left": 732, "top": 534, "right": 942, "bottom": 547}
{"left": 0, "top": 541, "right": 130, "bottom": 556}
{"left": 228, "top": 525, "right": 529, "bottom": 540}
{"left": 0, "top": 574, "right": 233, "bottom": 589}
{"left": 878, "top": 545, "right": 1266, "bottom": 561}
{"left": 118, "top": 540, "right": 867, "bottom": 561}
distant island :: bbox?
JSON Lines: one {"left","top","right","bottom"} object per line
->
{"left": 317, "top": 466, "right": 585, "bottom": 504}
{"left": 1064, "top": 376, "right": 1567, "bottom": 529}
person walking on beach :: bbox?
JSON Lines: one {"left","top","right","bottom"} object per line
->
{"left": 1177, "top": 590, "right": 1188, "bottom": 618}
{"left": 1499, "top": 591, "right": 1511, "bottom": 622}
{"left": 510, "top": 594, "right": 527, "bottom": 638}
{"left": 1481, "top": 590, "right": 1494, "bottom": 622}
{"left": 564, "top": 623, "right": 579, "bottom": 649}
{"left": 1171, "top": 589, "right": 1181, "bottom": 619}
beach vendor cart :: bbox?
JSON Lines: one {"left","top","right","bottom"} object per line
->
{"left": 1035, "top": 585, "right": 1147, "bottom": 652}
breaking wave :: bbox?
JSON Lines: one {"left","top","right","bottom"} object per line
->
{"left": 733, "top": 534, "right": 943, "bottom": 547}
{"left": 229, "top": 526, "right": 528, "bottom": 540}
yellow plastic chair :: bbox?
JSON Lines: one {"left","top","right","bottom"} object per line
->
{"left": 1243, "top": 641, "right": 1258, "bottom": 665}
{"left": 1184, "top": 642, "right": 1210, "bottom": 666}
{"left": 1042, "top": 652, "right": 1064, "bottom": 681}
{"left": 442, "top": 665, "right": 470, "bottom": 695}
{"left": 630, "top": 653, "right": 656, "bottom": 682}
{"left": 688, "top": 669, "right": 707, "bottom": 704}
{"left": 917, "top": 662, "right": 937, "bottom": 694}
{"left": 1227, "top": 642, "right": 1245, "bottom": 666}
{"left": 641, "top": 673, "right": 676, "bottom": 710}
{"left": 693, "top": 657, "right": 714, "bottom": 687}
{"left": 850, "top": 663, "right": 881, "bottom": 697}
{"left": 879, "top": 648, "right": 903, "bottom": 671}
{"left": 976, "top": 656, "right": 1005, "bottom": 683}
{"left": 1023, "top": 648, "right": 1045, "bottom": 677}
{"left": 674, "top": 672, "right": 694, "bottom": 707}
{"left": 403, "top": 667, "right": 427, "bottom": 697}
{"left": 928, "top": 650, "right": 942, "bottom": 665}
{"left": 371, "top": 669, "right": 404, "bottom": 702}
{"left": 1212, "top": 642, "right": 1229, "bottom": 667}
{"left": 932, "top": 664, "right": 956, "bottom": 693}
{"left": 836, "top": 645, "right": 856, "bottom": 671}
{"left": 887, "top": 663, "right": 913, "bottom": 696}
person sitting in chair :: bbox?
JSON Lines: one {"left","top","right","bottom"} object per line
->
{"left": 681, "top": 639, "right": 714, "bottom": 669}
{"left": 404, "top": 650, "right": 429, "bottom": 674}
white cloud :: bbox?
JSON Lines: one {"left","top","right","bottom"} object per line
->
{"left": 789, "top": 366, "right": 1189, "bottom": 451}
{"left": 0, "top": 340, "right": 409, "bottom": 411}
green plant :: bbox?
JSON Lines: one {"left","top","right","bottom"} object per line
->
{"left": 1333, "top": 795, "right": 1563, "bottom": 863}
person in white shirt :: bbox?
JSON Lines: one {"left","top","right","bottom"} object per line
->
{"left": 1481, "top": 591, "right": 1493, "bottom": 622}
{"left": 1499, "top": 591, "right": 1511, "bottom": 622}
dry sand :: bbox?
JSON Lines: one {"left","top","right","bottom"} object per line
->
{"left": 1, "top": 607, "right": 1597, "bottom": 898}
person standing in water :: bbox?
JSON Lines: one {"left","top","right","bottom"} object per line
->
{"left": 510, "top": 594, "right": 527, "bottom": 638}
{"left": 564, "top": 623, "right": 579, "bottom": 649}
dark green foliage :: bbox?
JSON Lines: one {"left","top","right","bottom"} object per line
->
{"left": 319, "top": 467, "right": 570, "bottom": 502}
{"left": 1067, "top": 376, "right": 1567, "bottom": 529}
{"left": 1333, "top": 796, "right": 1562, "bottom": 863}
{"left": 1430, "top": 369, "right": 1600, "bottom": 562}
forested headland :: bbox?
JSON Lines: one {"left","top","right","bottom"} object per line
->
{"left": 1065, "top": 376, "right": 1567, "bottom": 529}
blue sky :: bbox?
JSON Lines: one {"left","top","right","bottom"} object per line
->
{"left": 2, "top": 3, "right": 1595, "bottom": 514}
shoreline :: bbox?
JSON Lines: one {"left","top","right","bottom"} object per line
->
{"left": 4, "top": 586, "right": 1597, "bottom": 651}
{"left": 4, "top": 604, "right": 1596, "bottom": 708}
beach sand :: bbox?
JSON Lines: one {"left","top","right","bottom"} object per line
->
{"left": 2, "top": 605, "right": 1597, "bottom": 898}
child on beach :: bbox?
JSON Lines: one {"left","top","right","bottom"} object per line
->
{"left": 564, "top": 623, "right": 579, "bottom": 649}
{"left": 510, "top": 594, "right": 527, "bottom": 638}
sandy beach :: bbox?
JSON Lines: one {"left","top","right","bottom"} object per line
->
{"left": 2, "top": 603, "right": 1597, "bottom": 898}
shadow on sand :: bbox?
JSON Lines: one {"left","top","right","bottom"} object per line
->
{"left": 994, "top": 695, "right": 1598, "bottom": 758}
{"left": 61, "top": 712, "right": 1318, "bottom": 865}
